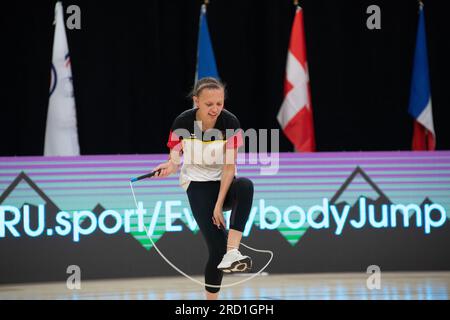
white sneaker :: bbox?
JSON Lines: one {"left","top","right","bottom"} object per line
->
{"left": 217, "top": 249, "right": 252, "bottom": 273}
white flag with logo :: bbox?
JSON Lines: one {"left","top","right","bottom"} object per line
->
{"left": 44, "top": 1, "right": 80, "bottom": 156}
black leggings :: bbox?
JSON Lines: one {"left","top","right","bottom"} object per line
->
{"left": 186, "top": 177, "right": 254, "bottom": 293}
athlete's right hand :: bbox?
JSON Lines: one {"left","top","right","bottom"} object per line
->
{"left": 153, "top": 161, "right": 178, "bottom": 178}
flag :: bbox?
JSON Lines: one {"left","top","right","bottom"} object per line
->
{"left": 44, "top": 1, "right": 80, "bottom": 156}
{"left": 195, "top": 4, "right": 219, "bottom": 81}
{"left": 277, "top": 6, "right": 315, "bottom": 152}
{"left": 408, "top": 4, "right": 435, "bottom": 151}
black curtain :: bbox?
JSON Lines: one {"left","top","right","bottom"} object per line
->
{"left": 1, "top": 0, "right": 448, "bottom": 156}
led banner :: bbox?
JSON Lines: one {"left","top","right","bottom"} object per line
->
{"left": 1, "top": 152, "right": 449, "bottom": 284}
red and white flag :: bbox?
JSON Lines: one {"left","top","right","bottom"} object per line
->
{"left": 277, "top": 6, "right": 315, "bottom": 152}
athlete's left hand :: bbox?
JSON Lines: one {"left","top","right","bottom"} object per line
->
{"left": 212, "top": 205, "right": 226, "bottom": 229}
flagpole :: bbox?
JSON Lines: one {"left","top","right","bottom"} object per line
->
{"left": 195, "top": 0, "right": 219, "bottom": 82}
{"left": 292, "top": 0, "right": 305, "bottom": 153}
{"left": 417, "top": 0, "right": 427, "bottom": 149}
{"left": 408, "top": 0, "right": 435, "bottom": 151}
{"left": 420, "top": 1, "right": 427, "bottom": 149}
{"left": 293, "top": 0, "right": 298, "bottom": 152}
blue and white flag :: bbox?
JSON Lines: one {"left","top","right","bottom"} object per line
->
{"left": 44, "top": 1, "right": 80, "bottom": 156}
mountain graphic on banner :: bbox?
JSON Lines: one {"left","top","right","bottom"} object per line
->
{"left": 279, "top": 166, "right": 391, "bottom": 246}
{"left": 330, "top": 166, "right": 391, "bottom": 206}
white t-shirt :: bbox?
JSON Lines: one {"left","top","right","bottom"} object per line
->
{"left": 166, "top": 108, "right": 244, "bottom": 191}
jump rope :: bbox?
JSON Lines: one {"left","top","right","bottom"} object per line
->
{"left": 129, "top": 170, "right": 273, "bottom": 289}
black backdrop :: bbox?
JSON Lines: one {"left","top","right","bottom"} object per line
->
{"left": 1, "top": 0, "right": 449, "bottom": 156}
